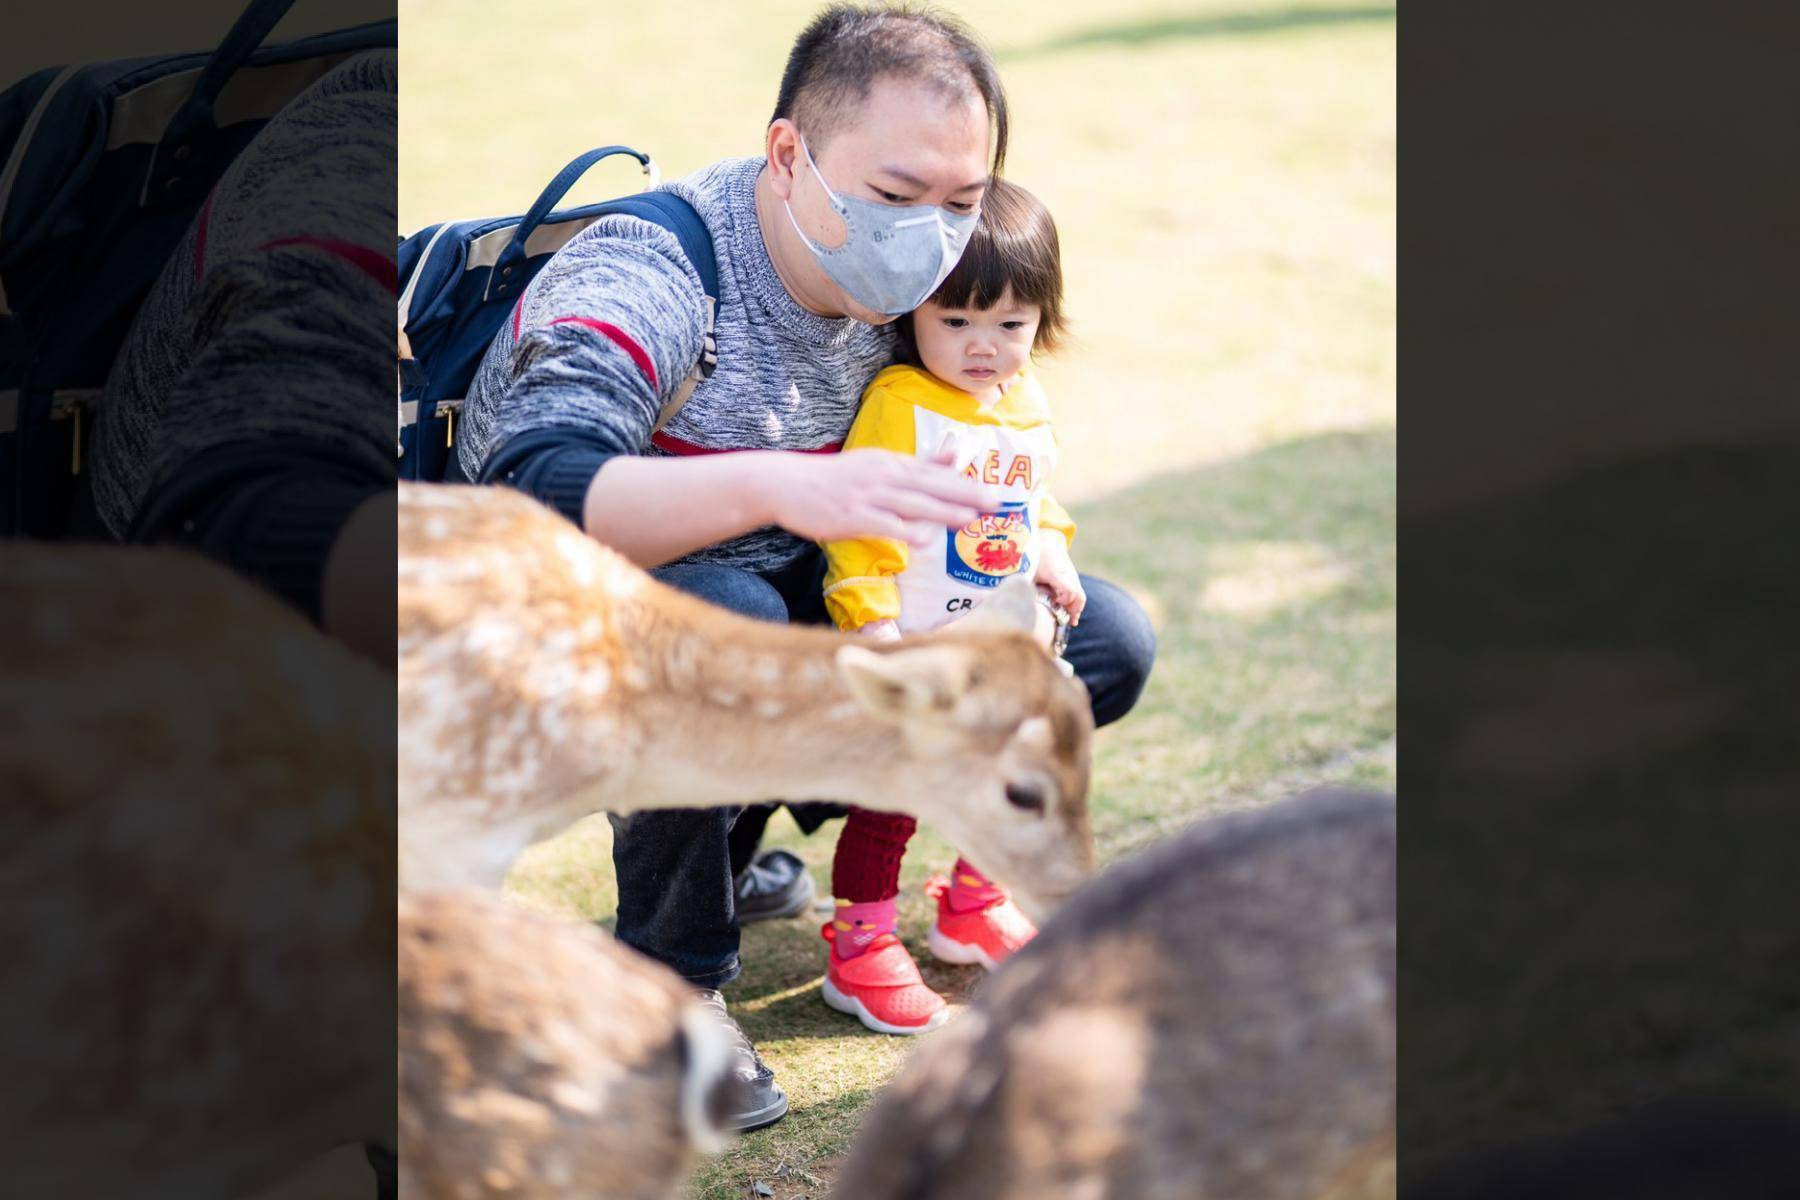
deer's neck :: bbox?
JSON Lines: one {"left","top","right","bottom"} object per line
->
{"left": 599, "top": 614, "right": 909, "bottom": 814}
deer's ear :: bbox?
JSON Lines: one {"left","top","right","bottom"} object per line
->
{"left": 837, "top": 644, "right": 973, "bottom": 721}
{"left": 946, "top": 575, "right": 1039, "bottom": 637}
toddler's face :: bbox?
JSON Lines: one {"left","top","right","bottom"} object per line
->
{"left": 913, "top": 289, "right": 1040, "bottom": 397}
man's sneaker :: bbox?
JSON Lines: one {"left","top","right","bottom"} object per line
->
{"left": 692, "top": 988, "right": 788, "bottom": 1132}
{"left": 733, "top": 850, "right": 816, "bottom": 924}
{"left": 819, "top": 925, "right": 949, "bottom": 1036}
{"left": 924, "top": 874, "right": 1037, "bottom": 972}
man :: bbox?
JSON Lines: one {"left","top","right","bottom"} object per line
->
{"left": 460, "top": 3, "right": 1154, "bottom": 1131}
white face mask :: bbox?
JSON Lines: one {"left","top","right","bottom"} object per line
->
{"left": 783, "top": 136, "right": 981, "bottom": 316}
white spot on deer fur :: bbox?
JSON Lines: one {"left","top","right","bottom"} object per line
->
{"left": 712, "top": 689, "right": 740, "bottom": 707}
{"left": 578, "top": 661, "right": 611, "bottom": 697}
{"left": 755, "top": 698, "right": 785, "bottom": 720}
{"left": 555, "top": 531, "right": 597, "bottom": 587}
{"left": 541, "top": 628, "right": 579, "bottom": 664}
{"left": 463, "top": 616, "right": 520, "bottom": 658}
{"left": 550, "top": 1080, "right": 601, "bottom": 1115}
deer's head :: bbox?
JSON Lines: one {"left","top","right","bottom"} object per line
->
{"left": 835, "top": 578, "right": 1096, "bottom": 919}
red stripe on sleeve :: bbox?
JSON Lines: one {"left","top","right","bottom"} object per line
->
{"left": 547, "top": 316, "right": 658, "bottom": 390}
{"left": 194, "top": 190, "right": 216, "bottom": 280}
{"left": 651, "top": 431, "right": 843, "bottom": 456}
{"left": 258, "top": 236, "right": 399, "bottom": 293}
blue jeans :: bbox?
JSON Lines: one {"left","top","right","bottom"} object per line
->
{"left": 609, "top": 545, "right": 1156, "bottom": 987}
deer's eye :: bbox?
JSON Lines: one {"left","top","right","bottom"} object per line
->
{"left": 1004, "top": 782, "right": 1046, "bottom": 813}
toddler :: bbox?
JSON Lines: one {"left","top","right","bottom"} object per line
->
{"left": 818, "top": 178, "right": 1086, "bottom": 1034}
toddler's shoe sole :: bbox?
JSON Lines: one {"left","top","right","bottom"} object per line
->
{"left": 927, "top": 924, "right": 1001, "bottom": 972}
{"left": 820, "top": 975, "right": 949, "bottom": 1036}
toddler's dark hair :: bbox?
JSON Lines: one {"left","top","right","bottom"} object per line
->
{"left": 901, "top": 177, "right": 1066, "bottom": 359}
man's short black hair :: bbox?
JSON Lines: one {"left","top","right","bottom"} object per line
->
{"left": 771, "top": 2, "right": 1009, "bottom": 173}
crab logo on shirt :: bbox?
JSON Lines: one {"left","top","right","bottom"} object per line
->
{"left": 948, "top": 502, "right": 1032, "bottom": 587}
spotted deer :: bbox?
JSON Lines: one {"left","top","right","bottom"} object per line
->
{"left": 833, "top": 787, "right": 1397, "bottom": 1200}
{"left": 399, "top": 890, "right": 740, "bottom": 1200}
{"left": 397, "top": 481, "right": 1096, "bottom": 916}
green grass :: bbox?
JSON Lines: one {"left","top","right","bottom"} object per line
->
{"left": 400, "top": 2, "right": 1394, "bottom": 1195}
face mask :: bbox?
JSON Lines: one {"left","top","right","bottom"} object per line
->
{"left": 783, "top": 136, "right": 980, "bottom": 317}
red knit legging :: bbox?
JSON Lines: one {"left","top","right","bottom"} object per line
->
{"left": 831, "top": 806, "right": 918, "bottom": 902}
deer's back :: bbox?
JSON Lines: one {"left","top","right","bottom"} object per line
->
{"left": 836, "top": 788, "right": 1396, "bottom": 1200}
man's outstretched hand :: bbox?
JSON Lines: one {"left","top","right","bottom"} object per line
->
{"left": 763, "top": 445, "right": 1000, "bottom": 548}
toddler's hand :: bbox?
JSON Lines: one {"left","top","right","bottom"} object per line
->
{"left": 856, "top": 618, "right": 903, "bottom": 643}
{"left": 1035, "top": 535, "right": 1087, "bottom": 624}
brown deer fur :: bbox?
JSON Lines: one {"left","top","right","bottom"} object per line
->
{"left": 832, "top": 788, "right": 1397, "bottom": 1200}
{"left": 396, "top": 481, "right": 1096, "bottom": 916}
{"left": 399, "top": 891, "right": 737, "bottom": 1200}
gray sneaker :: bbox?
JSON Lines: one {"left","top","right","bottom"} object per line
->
{"left": 693, "top": 988, "right": 789, "bottom": 1133}
{"left": 733, "top": 849, "right": 816, "bottom": 924}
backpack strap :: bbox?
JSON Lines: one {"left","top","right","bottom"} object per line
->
{"left": 598, "top": 191, "right": 718, "bottom": 312}
{"left": 147, "top": 0, "right": 299, "bottom": 205}
{"left": 601, "top": 190, "right": 719, "bottom": 410}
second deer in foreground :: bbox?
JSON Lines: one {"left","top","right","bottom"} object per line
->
{"left": 397, "top": 482, "right": 1096, "bottom": 915}
{"left": 833, "top": 787, "right": 1397, "bottom": 1200}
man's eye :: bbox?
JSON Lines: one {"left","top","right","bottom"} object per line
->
{"left": 947, "top": 201, "right": 977, "bottom": 214}
{"left": 875, "top": 189, "right": 910, "bottom": 204}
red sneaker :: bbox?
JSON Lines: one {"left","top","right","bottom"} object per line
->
{"left": 924, "top": 874, "right": 1037, "bottom": 972}
{"left": 820, "top": 924, "right": 948, "bottom": 1036}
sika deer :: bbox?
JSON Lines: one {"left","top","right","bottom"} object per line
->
{"left": 397, "top": 481, "right": 1095, "bottom": 916}
{"left": 399, "top": 890, "right": 740, "bottom": 1200}
{"left": 833, "top": 787, "right": 1397, "bottom": 1200}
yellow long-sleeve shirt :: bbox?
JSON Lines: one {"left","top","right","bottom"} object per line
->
{"left": 821, "top": 364, "right": 1076, "bottom": 633}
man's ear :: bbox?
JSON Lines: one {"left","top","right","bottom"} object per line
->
{"left": 765, "top": 118, "right": 801, "bottom": 199}
{"left": 944, "top": 575, "right": 1039, "bottom": 638}
{"left": 837, "top": 644, "right": 974, "bottom": 721}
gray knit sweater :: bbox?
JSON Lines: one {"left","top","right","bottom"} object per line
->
{"left": 460, "top": 155, "right": 900, "bottom": 571}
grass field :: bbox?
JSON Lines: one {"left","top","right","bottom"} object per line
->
{"left": 398, "top": 2, "right": 1394, "bottom": 1195}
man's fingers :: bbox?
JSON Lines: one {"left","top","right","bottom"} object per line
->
{"left": 902, "top": 462, "right": 1001, "bottom": 509}
{"left": 872, "top": 489, "right": 981, "bottom": 530}
{"left": 841, "top": 509, "right": 909, "bottom": 543}
{"left": 901, "top": 521, "right": 940, "bottom": 549}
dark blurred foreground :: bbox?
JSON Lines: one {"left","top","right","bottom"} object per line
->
{"left": 1, "top": 1, "right": 396, "bottom": 1194}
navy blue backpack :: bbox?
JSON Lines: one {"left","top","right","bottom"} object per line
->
{"left": 0, "top": 0, "right": 395, "bottom": 537}
{"left": 396, "top": 146, "right": 719, "bottom": 483}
